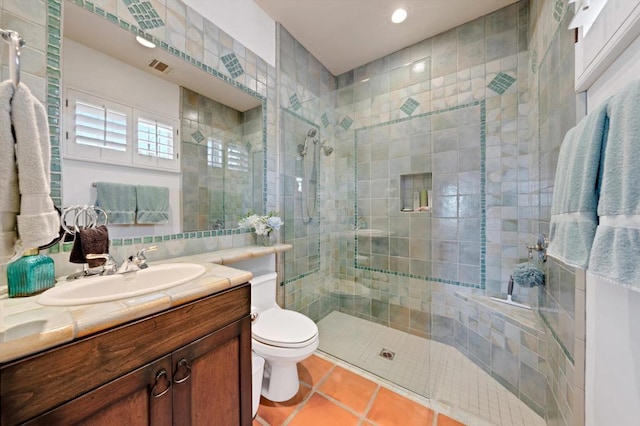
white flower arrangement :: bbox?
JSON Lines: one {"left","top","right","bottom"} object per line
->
{"left": 238, "top": 211, "right": 283, "bottom": 236}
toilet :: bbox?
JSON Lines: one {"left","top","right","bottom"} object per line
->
{"left": 250, "top": 272, "right": 319, "bottom": 402}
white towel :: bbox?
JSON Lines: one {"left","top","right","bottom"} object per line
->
{"left": 0, "top": 81, "right": 19, "bottom": 263}
{"left": 11, "top": 83, "right": 60, "bottom": 251}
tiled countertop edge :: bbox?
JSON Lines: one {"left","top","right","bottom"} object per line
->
{"left": 0, "top": 244, "right": 292, "bottom": 363}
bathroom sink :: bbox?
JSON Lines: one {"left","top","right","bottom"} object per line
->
{"left": 37, "top": 263, "right": 207, "bottom": 306}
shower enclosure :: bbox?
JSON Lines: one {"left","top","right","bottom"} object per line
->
{"left": 280, "top": 32, "right": 543, "bottom": 426}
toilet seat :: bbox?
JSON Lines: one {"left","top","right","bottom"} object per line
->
{"left": 252, "top": 309, "right": 318, "bottom": 348}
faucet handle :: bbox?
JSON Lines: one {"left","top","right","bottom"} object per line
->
{"left": 137, "top": 245, "right": 158, "bottom": 256}
{"left": 134, "top": 245, "right": 158, "bottom": 268}
{"left": 85, "top": 253, "right": 118, "bottom": 275}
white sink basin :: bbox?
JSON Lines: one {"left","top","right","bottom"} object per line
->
{"left": 37, "top": 263, "right": 207, "bottom": 306}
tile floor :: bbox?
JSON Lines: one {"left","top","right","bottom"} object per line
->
{"left": 316, "top": 312, "right": 546, "bottom": 426}
{"left": 253, "top": 353, "right": 467, "bottom": 426}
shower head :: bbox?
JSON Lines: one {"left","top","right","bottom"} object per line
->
{"left": 307, "top": 128, "right": 317, "bottom": 138}
{"left": 322, "top": 146, "right": 334, "bottom": 156}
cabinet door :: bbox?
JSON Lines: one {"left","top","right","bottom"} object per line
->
{"left": 25, "top": 356, "right": 173, "bottom": 426}
{"left": 171, "top": 317, "right": 252, "bottom": 426}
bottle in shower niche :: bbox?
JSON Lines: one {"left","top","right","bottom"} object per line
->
{"left": 413, "top": 191, "right": 420, "bottom": 210}
{"left": 7, "top": 248, "right": 56, "bottom": 297}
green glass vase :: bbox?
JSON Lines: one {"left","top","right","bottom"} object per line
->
{"left": 7, "top": 248, "right": 56, "bottom": 297}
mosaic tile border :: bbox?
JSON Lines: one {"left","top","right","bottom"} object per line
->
{"left": 46, "top": 0, "right": 269, "bottom": 248}
{"left": 281, "top": 107, "right": 322, "bottom": 285}
{"left": 123, "top": 0, "right": 164, "bottom": 29}
{"left": 353, "top": 100, "right": 487, "bottom": 290}
{"left": 49, "top": 227, "right": 253, "bottom": 254}
{"left": 47, "top": 0, "right": 63, "bottom": 208}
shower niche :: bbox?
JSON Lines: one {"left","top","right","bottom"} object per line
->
{"left": 400, "top": 172, "right": 432, "bottom": 212}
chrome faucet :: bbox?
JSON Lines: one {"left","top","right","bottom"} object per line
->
{"left": 69, "top": 246, "right": 159, "bottom": 279}
{"left": 85, "top": 253, "right": 118, "bottom": 275}
{"left": 115, "top": 246, "right": 159, "bottom": 273}
{"left": 132, "top": 246, "right": 158, "bottom": 269}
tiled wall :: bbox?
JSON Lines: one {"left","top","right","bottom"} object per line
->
{"left": 540, "top": 257, "right": 584, "bottom": 426}
{"left": 528, "top": 0, "right": 584, "bottom": 424}
{"left": 180, "top": 88, "right": 263, "bottom": 231}
{"left": 280, "top": 109, "right": 321, "bottom": 280}
{"left": 277, "top": 25, "right": 338, "bottom": 318}
{"left": 451, "top": 291, "right": 548, "bottom": 416}
{"left": 334, "top": 0, "right": 533, "bottom": 301}
{"left": 281, "top": 0, "right": 535, "bottom": 318}
{"left": 353, "top": 101, "right": 485, "bottom": 288}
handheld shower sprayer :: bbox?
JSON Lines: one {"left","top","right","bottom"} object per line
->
{"left": 299, "top": 128, "right": 317, "bottom": 157}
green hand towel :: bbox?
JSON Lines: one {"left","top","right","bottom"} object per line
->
{"left": 136, "top": 185, "right": 169, "bottom": 224}
{"left": 95, "top": 182, "right": 136, "bottom": 224}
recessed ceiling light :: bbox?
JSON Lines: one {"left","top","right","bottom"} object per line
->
{"left": 135, "top": 35, "right": 156, "bottom": 49}
{"left": 412, "top": 61, "right": 425, "bottom": 73}
{"left": 391, "top": 8, "right": 407, "bottom": 24}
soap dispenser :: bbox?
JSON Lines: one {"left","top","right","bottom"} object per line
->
{"left": 6, "top": 248, "right": 55, "bottom": 297}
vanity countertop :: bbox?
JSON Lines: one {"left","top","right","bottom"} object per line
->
{"left": 0, "top": 244, "right": 292, "bottom": 364}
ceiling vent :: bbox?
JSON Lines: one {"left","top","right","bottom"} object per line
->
{"left": 148, "top": 59, "right": 171, "bottom": 74}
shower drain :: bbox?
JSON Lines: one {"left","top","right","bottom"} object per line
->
{"left": 379, "top": 348, "right": 396, "bottom": 360}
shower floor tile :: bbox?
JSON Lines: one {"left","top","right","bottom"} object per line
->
{"left": 317, "top": 311, "right": 545, "bottom": 426}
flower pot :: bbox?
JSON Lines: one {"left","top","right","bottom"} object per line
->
{"left": 261, "top": 233, "right": 275, "bottom": 246}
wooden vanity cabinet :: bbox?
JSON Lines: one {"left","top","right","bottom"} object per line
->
{"left": 0, "top": 284, "right": 252, "bottom": 426}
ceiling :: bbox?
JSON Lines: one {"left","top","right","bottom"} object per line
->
{"left": 64, "top": 2, "right": 261, "bottom": 111}
{"left": 253, "top": 0, "right": 519, "bottom": 75}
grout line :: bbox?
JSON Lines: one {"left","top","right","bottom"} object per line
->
{"left": 361, "top": 384, "right": 382, "bottom": 423}
{"left": 280, "top": 383, "right": 315, "bottom": 426}
{"left": 314, "top": 350, "right": 431, "bottom": 407}
{"left": 313, "top": 388, "right": 373, "bottom": 423}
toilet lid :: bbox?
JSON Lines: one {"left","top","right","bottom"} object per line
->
{"left": 252, "top": 309, "right": 318, "bottom": 348}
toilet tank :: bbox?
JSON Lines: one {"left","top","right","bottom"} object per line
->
{"left": 227, "top": 254, "right": 277, "bottom": 311}
{"left": 226, "top": 254, "right": 275, "bottom": 276}
{"left": 249, "top": 272, "right": 278, "bottom": 311}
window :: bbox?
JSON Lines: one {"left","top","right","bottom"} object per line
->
{"left": 132, "top": 110, "right": 179, "bottom": 171}
{"left": 74, "top": 101, "right": 127, "bottom": 151}
{"left": 207, "top": 138, "right": 223, "bottom": 168}
{"left": 65, "top": 88, "right": 180, "bottom": 172}
{"left": 227, "top": 143, "right": 249, "bottom": 172}
{"left": 137, "top": 118, "right": 175, "bottom": 160}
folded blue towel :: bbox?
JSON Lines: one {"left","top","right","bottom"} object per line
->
{"left": 95, "top": 182, "right": 136, "bottom": 224}
{"left": 136, "top": 185, "right": 169, "bottom": 224}
{"left": 546, "top": 101, "right": 608, "bottom": 268}
{"left": 589, "top": 79, "right": 640, "bottom": 290}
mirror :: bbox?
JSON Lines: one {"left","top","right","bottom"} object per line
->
{"left": 60, "top": 2, "right": 265, "bottom": 238}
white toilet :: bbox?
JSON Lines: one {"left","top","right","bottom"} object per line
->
{"left": 250, "top": 272, "right": 319, "bottom": 402}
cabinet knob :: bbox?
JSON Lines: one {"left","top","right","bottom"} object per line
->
{"left": 173, "top": 358, "right": 192, "bottom": 384}
{"left": 151, "top": 369, "right": 172, "bottom": 398}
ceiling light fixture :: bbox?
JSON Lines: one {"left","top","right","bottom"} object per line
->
{"left": 135, "top": 35, "right": 156, "bottom": 49}
{"left": 391, "top": 8, "right": 407, "bottom": 24}
{"left": 412, "top": 62, "right": 425, "bottom": 73}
